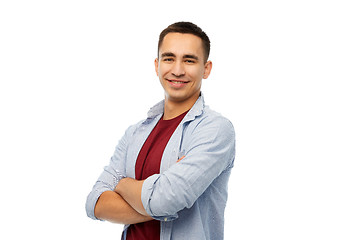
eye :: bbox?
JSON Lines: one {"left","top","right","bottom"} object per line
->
{"left": 163, "top": 58, "right": 174, "bottom": 62}
{"left": 184, "top": 59, "right": 196, "bottom": 64}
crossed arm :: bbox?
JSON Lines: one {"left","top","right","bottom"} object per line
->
{"left": 94, "top": 156, "right": 186, "bottom": 224}
{"left": 89, "top": 124, "right": 151, "bottom": 224}
{"left": 88, "top": 118, "right": 235, "bottom": 224}
{"left": 94, "top": 179, "right": 150, "bottom": 224}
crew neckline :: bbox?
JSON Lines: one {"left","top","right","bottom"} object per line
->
{"left": 161, "top": 110, "right": 189, "bottom": 122}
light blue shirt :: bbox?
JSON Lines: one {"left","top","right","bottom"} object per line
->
{"left": 86, "top": 94, "right": 236, "bottom": 240}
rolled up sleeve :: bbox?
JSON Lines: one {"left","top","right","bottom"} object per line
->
{"left": 85, "top": 126, "right": 133, "bottom": 220}
{"left": 141, "top": 116, "right": 236, "bottom": 220}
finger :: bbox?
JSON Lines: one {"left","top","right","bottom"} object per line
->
{"left": 176, "top": 155, "right": 185, "bottom": 163}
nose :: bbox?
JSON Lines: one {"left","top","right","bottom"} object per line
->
{"left": 171, "top": 61, "right": 185, "bottom": 77}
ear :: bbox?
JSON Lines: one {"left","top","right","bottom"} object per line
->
{"left": 203, "top": 60, "right": 212, "bottom": 79}
{"left": 154, "top": 58, "right": 159, "bottom": 76}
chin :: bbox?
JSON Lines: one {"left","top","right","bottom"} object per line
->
{"left": 166, "top": 93, "right": 188, "bottom": 102}
{"left": 166, "top": 89, "right": 200, "bottom": 103}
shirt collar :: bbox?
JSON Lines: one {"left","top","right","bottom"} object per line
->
{"left": 147, "top": 92, "right": 205, "bottom": 121}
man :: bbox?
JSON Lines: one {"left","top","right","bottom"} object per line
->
{"left": 86, "top": 21, "right": 236, "bottom": 240}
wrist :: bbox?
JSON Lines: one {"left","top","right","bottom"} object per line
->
{"left": 114, "top": 176, "right": 127, "bottom": 194}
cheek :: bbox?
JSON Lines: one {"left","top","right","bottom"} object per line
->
{"left": 188, "top": 66, "right": 204, "bottom": 80}
{"left": 158, "top": 65, "right": 170, "bottom": 77}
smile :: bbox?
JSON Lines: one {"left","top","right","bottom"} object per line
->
{"left": 166, "top": 79, "right": 190, "bottom": 88}
{"left": 167, "top": 79, "right": 190, "bottom": 84}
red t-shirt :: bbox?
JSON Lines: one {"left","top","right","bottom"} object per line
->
{"left": 126, "top": 111, "right": 188, "bottom": 240}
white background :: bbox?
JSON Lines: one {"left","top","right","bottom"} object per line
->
{"left": 1, "top": 0, "right": 359, "bottom": 239}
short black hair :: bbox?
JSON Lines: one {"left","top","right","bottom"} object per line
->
{"left": 158, "top": 22, "right": 211, "bottom": 62}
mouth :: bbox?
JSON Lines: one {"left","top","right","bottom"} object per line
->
{"left": 166, "top": 79, "right": 190, "bottom": 88}
{"left": 166, "top": 79, "right": 190, "bottom": 84}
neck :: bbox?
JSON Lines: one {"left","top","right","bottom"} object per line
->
{"left": 163, "top": 93, "right": 200, "bottom": 120}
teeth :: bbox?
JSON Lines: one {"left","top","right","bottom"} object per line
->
{"left": 170, "top": 80, "right": 186, "bottom": 84}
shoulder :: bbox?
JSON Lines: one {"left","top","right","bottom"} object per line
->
{"left": 200, "top": 106, "right": 234, "bottom": 130}
{"left": 120, "top": 118, "right": 147, "bottom": 140}
{"left": 188, "top": 105, "right": 235, "bottom": 139}
{"left": 182, "top": 106, "right": 236, "bottom": 162}
{"left": 205, "top": 106, "right": 233, "bottom": 125}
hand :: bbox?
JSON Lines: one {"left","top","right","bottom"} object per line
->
{"left": 177, "top": 155, "right": 185, "bottom": 163}
{"left": 115, "top": 178, "right": 149, "bottom": 216}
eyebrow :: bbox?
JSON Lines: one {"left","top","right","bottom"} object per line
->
{"left": 161, "top": 52, "right": 176, "bottom": 58}
{"left": 161, "top": 52, "right": 199, "bottom": 61}
{"left": 183, "top": 54, "right": 199, "bottom": 61}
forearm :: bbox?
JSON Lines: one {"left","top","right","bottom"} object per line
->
{"left": 115, "top": 178, "right": 149, "bottom": 216}
{"left": 94, "top": 190, "right": 152, "bottom": 224}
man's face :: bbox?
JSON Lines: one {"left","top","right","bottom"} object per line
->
{"left": 155, "top": 33, "right": 212, "bottom": 104}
